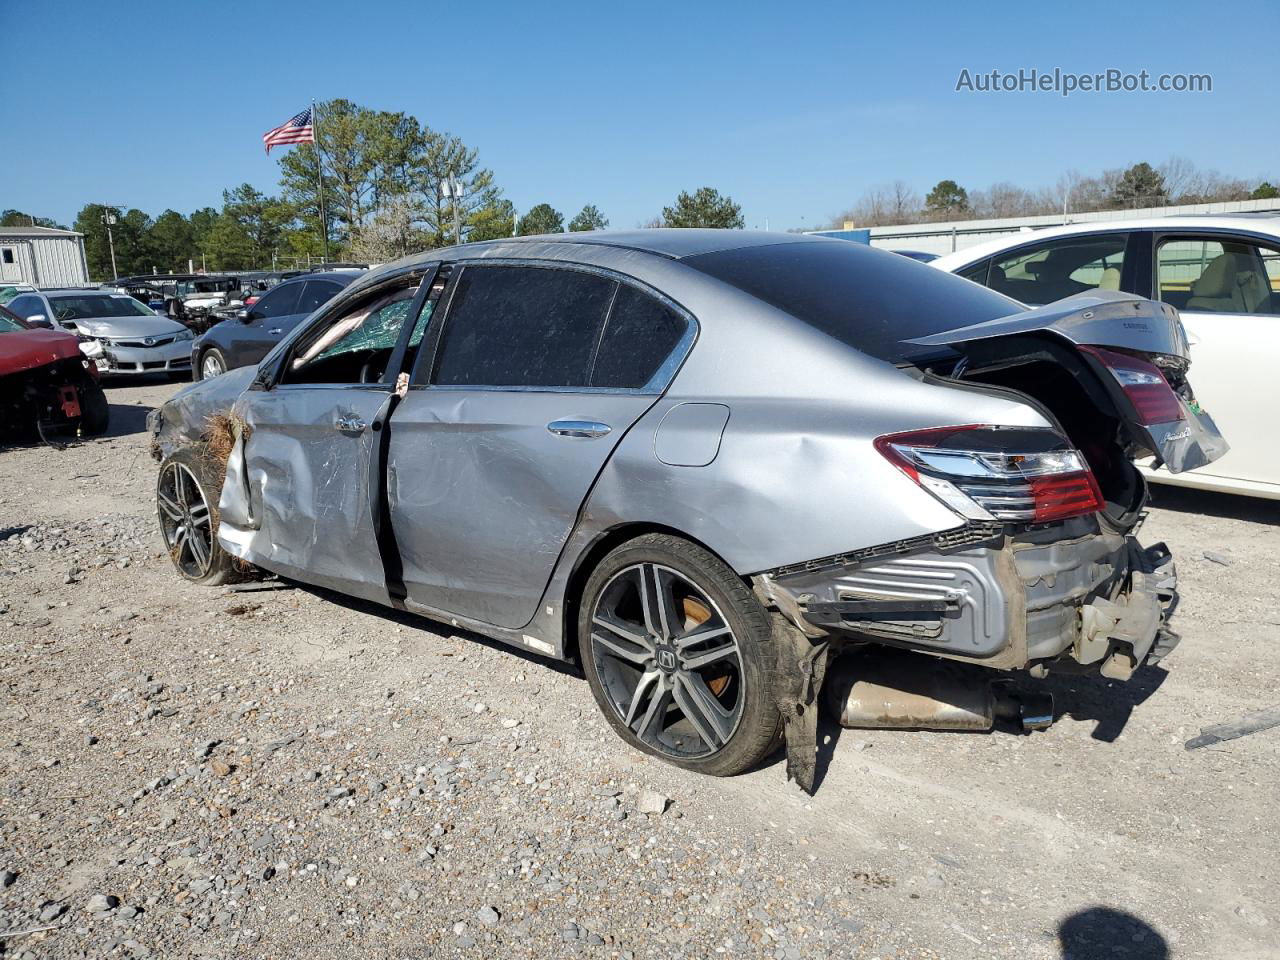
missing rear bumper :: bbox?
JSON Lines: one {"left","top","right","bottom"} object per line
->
{"left": 757, "top": 519, "right": 1180, "bottom": 679}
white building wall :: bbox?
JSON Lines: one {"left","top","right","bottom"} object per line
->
{"left": 859, "top": 197, "right": 1280, "bottom": 257}
{"left": 0, "top": 233, "right": 89, "bottom": 287}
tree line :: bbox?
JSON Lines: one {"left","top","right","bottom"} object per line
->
{"left": 3, "top": 99, "right": 746, "bottom": 281}
{"left": 831, "top": 157, "right": 1280, "bottom": 228}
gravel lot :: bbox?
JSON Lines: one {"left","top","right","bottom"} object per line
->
{"left": 1, "top": 378, "right": 1277, "bottom": 960}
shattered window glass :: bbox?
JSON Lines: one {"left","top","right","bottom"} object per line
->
{"left": 431, "top": 265, "right": 616, "bottom": 388}
{"left": 284, "top": 286, "right": 418, "bottom": 384}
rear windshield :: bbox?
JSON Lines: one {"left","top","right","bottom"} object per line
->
{"left": 684, "top": 241, "right": 1021, "bottom": 363}
{"left": 48, "top": 294, "right": 154, "bottom": 320}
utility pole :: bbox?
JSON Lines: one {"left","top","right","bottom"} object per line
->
{"left": 102, "top": 207, "right": 119, "bottom": 279}
{"left": 312, "top": 99, "right": 329, "bottom": 263}
{"left": 440, "top": 175, "right": 463, "bottom": 245}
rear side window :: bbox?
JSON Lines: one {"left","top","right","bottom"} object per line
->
{"left": 432, "top": 265, "right": 616, "bottom": 388}
{"left": 591, "top": 284, "right": 687, "bottom": 388}
{"left": 296, "top": 279, "right": 340, "bottom": 315}
{"left": 685, "top": 241, "right": 1020, "bottom": 363}
{"left": 256, "top": 282, "right": 303, "bottom": 318}
{"left": 989, "top": 234, "right": 1127, "bottom": 305}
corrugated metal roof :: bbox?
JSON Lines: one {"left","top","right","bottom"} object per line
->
{"left": 0, "top": 226, "right": 82, "bottom": 238}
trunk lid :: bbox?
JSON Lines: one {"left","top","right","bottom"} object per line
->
{"left": 908, "top": 290, "right": 1228, "bottom": 474}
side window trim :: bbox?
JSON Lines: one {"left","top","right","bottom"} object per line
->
{"left": 412, "top": 258, "right": 699, "bottom": 395}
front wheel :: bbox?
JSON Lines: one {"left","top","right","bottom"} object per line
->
{"left": 156, "top": 446, "right": 240, "bottom": 585}
{"left": 579, "top": 533, "right": 781, "bottom": 777}
{"left": 78, "top": 380, "right": 110, "bottom": 436}
{"left": 198, "top": 347, "right": 227, "bottom": 381}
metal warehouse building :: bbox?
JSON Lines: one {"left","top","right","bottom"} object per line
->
{"left": 0, "top": 226, "right": 90, "bottom": 287}
{"left": 813, "top": 197, "right": 1280, "bottom": 258}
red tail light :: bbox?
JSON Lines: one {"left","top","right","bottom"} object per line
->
{"left": 875, "top": 425, "right": 1104, "bottom": 524}
{"left": 1078, "top": 345, "right": 1183, "bottom": 425}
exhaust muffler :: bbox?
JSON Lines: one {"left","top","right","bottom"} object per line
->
{"left": 823, "top": 649, "right": 1053, "bottom": 732}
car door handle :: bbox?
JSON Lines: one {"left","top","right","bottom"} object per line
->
{"left": 547, "top": 419, "right": 611, "bottom": 439}
{"left": 268, "top": 327, "right": 283, "bottom": 336}
{"left": 335, "top": 415, "right": 367, "bottom": 433}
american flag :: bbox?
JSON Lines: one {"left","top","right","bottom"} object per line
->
{"left": 262, "top": 107, "right": 314, "bottom": 154}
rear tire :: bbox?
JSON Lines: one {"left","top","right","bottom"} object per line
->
{"left": 579, "top": 533, "right": 781, "bottom": 777}
{"left": 156, "top": 445, "right": 240, "bottom": 585}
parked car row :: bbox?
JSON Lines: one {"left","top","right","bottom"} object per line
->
{"left": 149, "top": 230, "right": 1224, "bottom": 788}
{"left": 931, "top": 213, "right": 1280, "bottom": 500}
{"left": 4, "top": 288, "right": 193, "bottom": 377}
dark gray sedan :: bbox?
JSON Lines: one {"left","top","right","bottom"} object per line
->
{"left": 191, "top": 272, "right": 358, "bottom": 379}
{"left": 148, "top": 230, "right": 1224, "bottom": 788}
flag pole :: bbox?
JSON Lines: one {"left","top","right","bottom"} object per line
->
{"left": 312, "top": 99, "right": 329, "bottom": 263}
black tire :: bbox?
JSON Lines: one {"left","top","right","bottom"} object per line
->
{"left": 579, "top": 533, "right": 781, "bottom": 777}
{"left": 78, "top": 380, "right": 110, "bottom": 436}
{"left": 156, "top": 445, "right": 241, "bottom": 586}
{"left": 197, "top": 348, "right": 228, "bottom": 381}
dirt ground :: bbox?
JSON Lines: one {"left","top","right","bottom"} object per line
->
{"left": 1, "top": 377, "right": 1277, "bottom": 960}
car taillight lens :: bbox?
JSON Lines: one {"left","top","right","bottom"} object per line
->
{"left": 874, "top": 425, "right": 1104, "bottom": 524}
{"left": 1078, "top": 345, "right": 1183, "bottom": 425}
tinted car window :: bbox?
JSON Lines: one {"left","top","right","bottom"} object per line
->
{"left": 957, "top": 259, "right": 990, "bottom": 284}
{"left": 296, "top": 279, "right": 340, "bottom": 315}
{"left": 256, "top": 282, "right": 303, "bottom": 318}
{"left": 685, "top": 241, "right": 1020, "bottom": 363}
{"left": 591, "top": 284, "right": 687, "bottom": 388}
{"left": 432, "top": 265, "right": 616, "bottom": 388}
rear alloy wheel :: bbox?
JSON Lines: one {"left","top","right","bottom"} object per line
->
{"left": 199, "top": 348, "right": 227, "bottom": 380}
{"left": 580, "top": 534, "right": 781, "bottom": 777}
{"left": 156, "top": 447, "right": 239, "bottom": 585}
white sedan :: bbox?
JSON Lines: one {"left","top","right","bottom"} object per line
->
{"left": 932, "top": 215, "right": 1280, "bottom": 500}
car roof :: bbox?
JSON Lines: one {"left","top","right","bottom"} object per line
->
{"left": 423, "top": 229, "right": 822, "bottom": 263}
{"left": 931, "top": 214, "right": 1280, "bottom": 270}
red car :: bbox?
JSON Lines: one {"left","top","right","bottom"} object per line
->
{"left": 0, "top": 302, "right": 109, "bottom": 439}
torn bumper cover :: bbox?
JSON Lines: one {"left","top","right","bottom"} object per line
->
{"left": 759, "top": 517, "right": 1179, "bottom": 679}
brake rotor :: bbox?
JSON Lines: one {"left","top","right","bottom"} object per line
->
{"left": 681, "top": 596, "right": 730, "bottom": 696}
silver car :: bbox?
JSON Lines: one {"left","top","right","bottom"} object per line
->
{"left": 147, "top": 231, "right": 1226, "bottom": 788}
{"left": 5, "top": 288, "right": 193, "bottom": 376}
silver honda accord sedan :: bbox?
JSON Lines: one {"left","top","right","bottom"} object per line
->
{"left": 147, "top": 230, "right": 1226, "bottom": 789}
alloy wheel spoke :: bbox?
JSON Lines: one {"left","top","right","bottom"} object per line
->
{"left": 673, "top": 670, "right": 735, "bottom": 748}
{"left": 592, "top": 613, "right": 652, "bottom": 649}
{"left": 592, "top": 629, "right": 651, "bottom": 666}
{"left": 635, "top": 564, "right": 667, "bottom": 642}
{"left": 157, "top": 492, "right": 183, "bottom": 522}
{"left": 188, "top": 529, "right": 209, "bottom": 569}
{"left": 174, "top": 468, "right": 188, "bottom": 508}
{"left": 634, "top": 674, "right": 671, "bottom": 743}
{"left": 674, "top": 622, "right": 733, "bottom": 651}
{"left": 622, "top": 668, "right": 661, "bottom": 728}
{"left": 173, "top": 526, "right": 188, "bottom": 554}
{"left": 679, "top": 638, "right": 739, "bottom": 671}
{"left": 188, "top": 502, "right": 211, "bottom": 529}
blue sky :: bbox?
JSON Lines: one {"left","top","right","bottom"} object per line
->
{"left": 6, "top": 0, "right": 1278, "bottom": 231}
